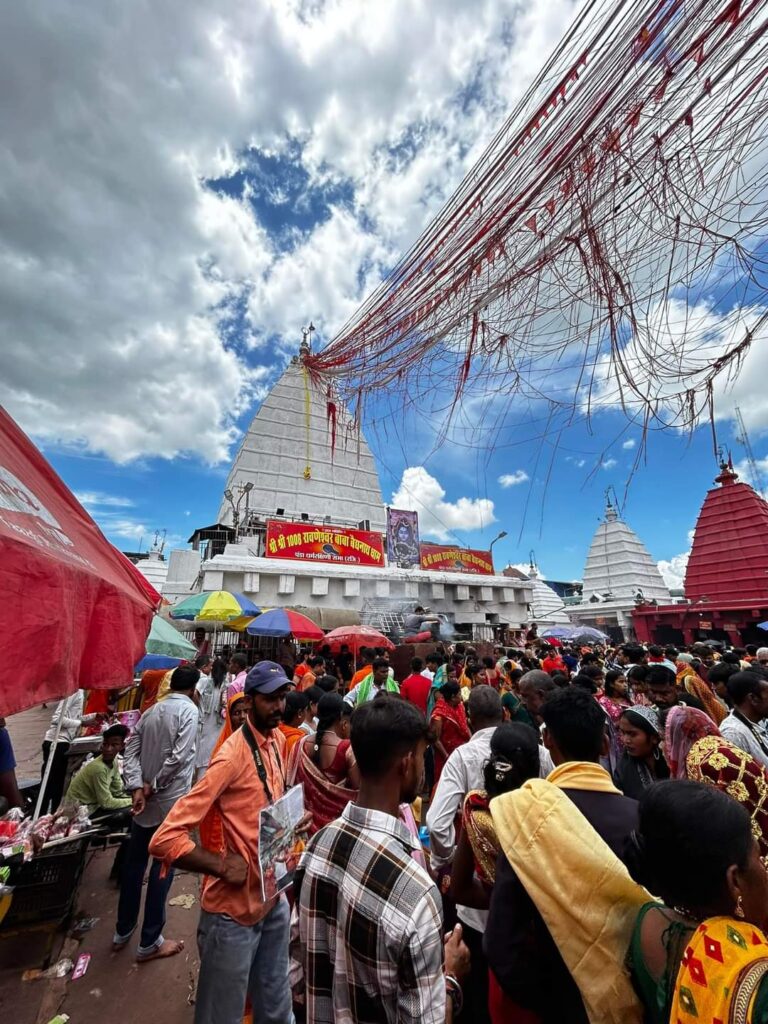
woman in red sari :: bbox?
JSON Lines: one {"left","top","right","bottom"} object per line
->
{"left": 287, "top": 693, "right": 359, "bottom": 834}
{"left": 430, "top": 681, "right": 470, "bottom": 783}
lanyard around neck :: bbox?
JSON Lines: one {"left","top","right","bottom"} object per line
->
{"left": 240, "top": 723, "right": 284, "bottom": 803}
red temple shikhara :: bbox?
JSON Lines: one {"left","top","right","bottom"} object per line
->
{"left": 633, "top": 460, "right": 768, "bottom": 647}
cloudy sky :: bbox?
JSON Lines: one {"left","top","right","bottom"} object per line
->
{"left": 2, "top": 0, "right": 766, "bottom": 586}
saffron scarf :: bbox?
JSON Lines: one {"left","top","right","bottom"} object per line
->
{"left": 670, "top": 916, "right": 768, "bottom": 1023}
{"left": 491, "top": 767, "right": 652, "bottom": 1024}
{"left": 199, "top": 693, "right": 246, "bottom": 855}
{"left": 278, "top": 723, "right": 306, "bottom": 755}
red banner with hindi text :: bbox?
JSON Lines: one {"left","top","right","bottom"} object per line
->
{"left": 265, "top": 520, "right": 385, "bottom": 567}
{"left": 419, "top": 543, "right": 494, "bottom": 575}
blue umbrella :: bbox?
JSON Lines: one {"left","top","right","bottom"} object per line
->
{"left": 539, "top": 626, "right": 575, "bottom": 639}
{"left": 135, "top": 653, "right": 183, "bottom": 672}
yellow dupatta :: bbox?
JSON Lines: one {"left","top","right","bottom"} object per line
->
{"left": 491, "top": 762, "right": 653, "bottom": 1024}
{"left": 671, "top": 916, "right": 768, "bottom": 1022}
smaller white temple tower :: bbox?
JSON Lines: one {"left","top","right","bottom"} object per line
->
{"left": 527, "top": 562, "right": 571, "bottom": 625}
{"left": 568, "top": 495, "right": 670, "bottom": 639}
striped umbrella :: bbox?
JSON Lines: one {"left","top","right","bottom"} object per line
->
{"left": 169, "top": 590, "right": 261, "bottom": 622}
{"left": 245, "top": 608, "right": 324, "bottom": 641}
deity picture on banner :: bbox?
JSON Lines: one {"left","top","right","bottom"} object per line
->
{"left": 386, "top": 508, "right": 421, "bottom": 569}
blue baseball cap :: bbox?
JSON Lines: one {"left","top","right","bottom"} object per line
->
{"left": 244, "top": 660, "right": 290, "bottom": 695}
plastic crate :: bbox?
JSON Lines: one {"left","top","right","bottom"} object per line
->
{"left": 1, "top": 838, "right": 87, "bottom": 928}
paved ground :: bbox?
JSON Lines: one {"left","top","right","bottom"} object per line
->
{"left": 1, "top": 707, "right": 200, "bottom": 1024}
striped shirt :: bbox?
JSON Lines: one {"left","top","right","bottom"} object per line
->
{"left": 292, "top": 802, "right": 445, "bottom": 1024}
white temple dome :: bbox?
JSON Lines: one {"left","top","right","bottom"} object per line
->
{"left": 218, "top": 355, "right": 386, "bottom": 530}
{"left": 581, "top": 499, "right": 670, "bottom": 603}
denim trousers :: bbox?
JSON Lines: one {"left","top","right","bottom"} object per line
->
{"left": 194, "top": 899, "right": 293, "bottom": 1024}
{"left": 114, "top": 821, "right": 175, "bottom": 955}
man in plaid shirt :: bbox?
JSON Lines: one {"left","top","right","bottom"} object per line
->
{"left": 292, "top": 696, "right": 469, "bottom": 1023}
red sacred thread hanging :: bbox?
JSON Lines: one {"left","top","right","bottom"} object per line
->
{"left": 304, "top": 0, "right": 768, "bottom": 452}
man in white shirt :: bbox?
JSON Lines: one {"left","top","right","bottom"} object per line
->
{"left": 114, "top": 665, "right": 199, "bottom": 962}
{"left": 720, "top": 670, "right": 768, "bottom": 769}
{"left": 426, "top": 685, "right": 553, "bottom": 1022}
{"left": 40, "top": 689, "right": 99, "bottom": 813}
{"left": 194, "top": 654, "right": 223, "bottom": 781}
{"left": 343, "top": 658, "right": 399, "bottom": 707}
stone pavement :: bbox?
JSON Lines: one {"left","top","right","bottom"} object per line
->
{"left": 1, "top": 707, "right": 200, "bottom": 1024}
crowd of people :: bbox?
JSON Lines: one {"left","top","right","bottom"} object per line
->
{"left": 4, "top": 634, "right": 768, "bottom": 1022}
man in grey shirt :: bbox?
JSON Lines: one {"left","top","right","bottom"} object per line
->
{"left": 720, "top": 669, "right": 768, "bottom": 769}
{"left": 113, "top": 664, "right": 199, "bottom": 961}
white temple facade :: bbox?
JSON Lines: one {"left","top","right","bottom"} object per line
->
{"left": 567, "top": 499, "right": 670, "bottom": 639}
{"left": 164, "top": 340, "right": 532, "bottom": 641}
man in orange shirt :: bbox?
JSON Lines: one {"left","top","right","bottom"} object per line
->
{"left": 149, "top": 661, "right": 304, "bottom": 1024}
{"left": 348, "top": 648, "right": 374, "bottom": 689}
{"left": 298, "top": 655, "right": 324, "bottom": 693}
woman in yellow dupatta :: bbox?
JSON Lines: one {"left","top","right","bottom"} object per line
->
{"left": 628, "top": 780, "right": 768, "bottom": 1024}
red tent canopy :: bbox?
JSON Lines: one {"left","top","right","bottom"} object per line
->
{"left": 0, "top": 406, "right": 160, "bottom": 715}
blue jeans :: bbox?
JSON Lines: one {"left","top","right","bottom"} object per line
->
{"left": 195, "top": 900, "right": 293, "bottom": 1024}
{"left": 114, "top": 821, "right": 175, "bottom": 955}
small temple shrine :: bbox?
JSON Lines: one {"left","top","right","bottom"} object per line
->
{"left": 633, "top": 460, "right": 768, "bottom": 646}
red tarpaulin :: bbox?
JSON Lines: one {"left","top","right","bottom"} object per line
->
{"left": 0, "top": 406, "right": 160, "bottom": 715}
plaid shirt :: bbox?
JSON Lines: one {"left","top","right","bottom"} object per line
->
{"left": 291, "top": 802, "right": 445, "bottom": 1024}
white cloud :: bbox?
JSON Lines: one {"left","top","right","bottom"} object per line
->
{"left": 106, "top": 519, "right": 149, "bottom": 542}
{"left": 732, "top": 455, "right": 768, "bottom": 498}
{"left": 601, "top": 458, "right": 617, "bottom": 470}
{"left": 498, "top": 470, "right": 529, "bottom": 488}
{"left": 622, "top": 439, "right": 636, "bottom": 450}
{"left": 590, "top": 299, "right": 768, "bottom": 438}
{"left": 391, "top": 466, "right": 495, "bottom": 541}
{"left": 74, "top": 491, "right": 135, "bottom": 509}
{"left": 0, "top": 1, "right": 575, "bottom": 463}
{"left": 657, "top": 530, "right": 695, "bottom": 590}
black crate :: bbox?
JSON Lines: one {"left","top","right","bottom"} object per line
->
{"left": 1, "top": 838, "right": 87, "bottom": 928}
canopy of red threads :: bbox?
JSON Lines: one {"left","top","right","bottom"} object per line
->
{"left": 305, "top": 0, "right": 768, "bottom": 450}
